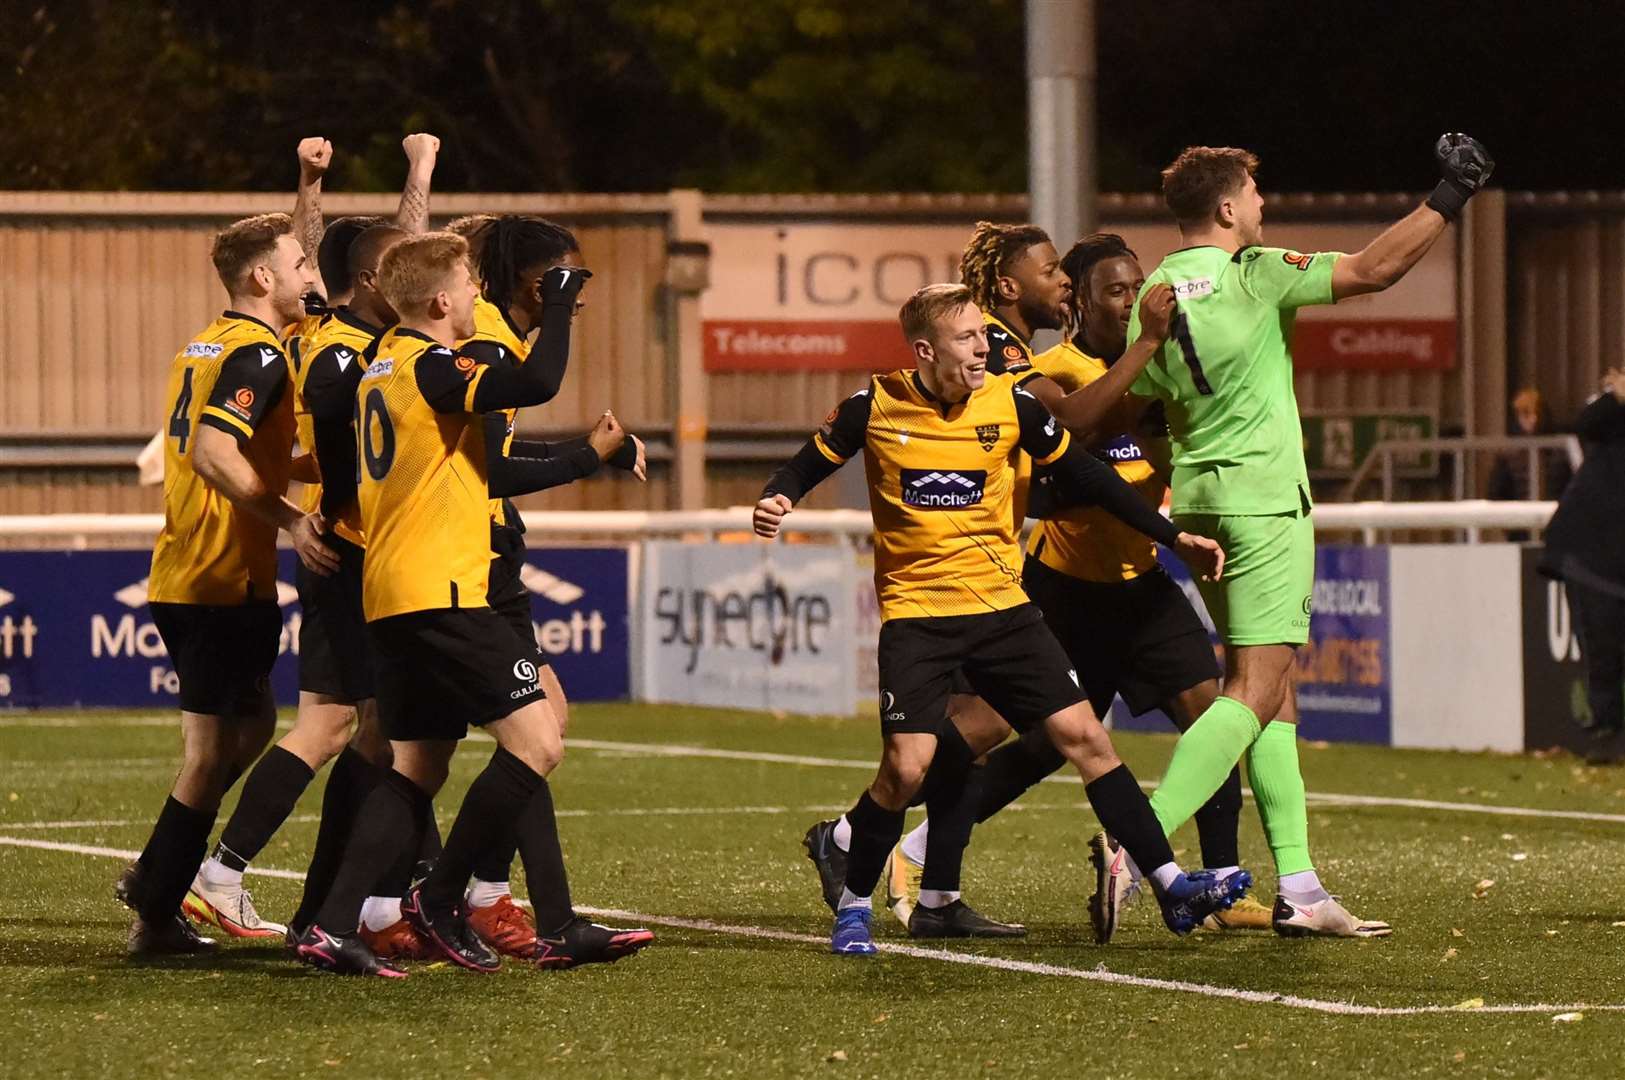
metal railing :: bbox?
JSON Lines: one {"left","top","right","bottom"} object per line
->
{"left": 1343, "top": 435, "right": 1582, "bottom": 501}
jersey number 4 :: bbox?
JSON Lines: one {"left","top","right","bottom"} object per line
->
{"left": 1171, "top": 313, "right": 1215, "bottom": 396}
{"left": 167, "top": 367, "right": 195, "bottom": 453}
{"left": 358, "top": 387, "right": 396, "bottom": 481}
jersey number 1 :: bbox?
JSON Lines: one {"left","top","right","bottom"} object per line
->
{"left": 359, "top": 387, "right": 396, "bottom": 481}
{"left": 1171, "top": 312, "right": 1214, "bottom": 396}
{"left": 168, "top": 367, "right": 195, "bottom": 453}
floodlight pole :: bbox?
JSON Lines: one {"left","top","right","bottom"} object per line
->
{"left": 1026, "top": 0, "right": 1095, "bottom": 243}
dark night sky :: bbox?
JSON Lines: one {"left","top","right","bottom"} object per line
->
{"left": 1104, "top": 2, "right": 1625, "bottom": 193}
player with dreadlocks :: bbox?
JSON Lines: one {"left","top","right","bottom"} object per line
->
{"left": 878, "top": 234, "right": 1273, "bottom": 941}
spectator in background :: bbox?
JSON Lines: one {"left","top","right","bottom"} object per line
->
{"left": 1540, "top": 371, "right": 1625, "bottom": 763}
{"left": 1489, "top": 387, "right": 1573, "bottom": 502}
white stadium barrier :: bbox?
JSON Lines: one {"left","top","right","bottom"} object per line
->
{"left": 0, "top": 500, "right": 1562, "bottom": 544}
{"left": 0, "top": 503, "right": 1588, "bottom": 757}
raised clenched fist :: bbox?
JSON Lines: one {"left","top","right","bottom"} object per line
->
{"left": 297, "top": 137, "right": 332, "bottom": 182}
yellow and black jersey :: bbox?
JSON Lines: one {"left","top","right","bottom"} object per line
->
{"left": 807, "top": 370, "right": 1072, "bottom": 621}
{"left": 296, "top": 307, "right": 385, "bottom": 547}
{"left": 1026, "top": 340, "right": 1165, "bottom": 583}
{"left": 149, "top": 312, "right": 295, "bottom": 606}
{"left": 982, "top": 310, "right": 1037, "bottom": 380}
{"left": 981, "top": 309, "right": 1039, "bottom": 523}
{"left": 355, "top": 326, "right": 497, "bottom": 621}
{"left": 283, "top": 311, "right": 329, "bottom": 388}
{"left": 458, "top": 296, "right": 531, "bottom": 529}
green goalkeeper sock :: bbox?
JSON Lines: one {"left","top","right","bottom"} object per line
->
{"left": 1149, "top": 696, "right": 1261, "bottom": 836}
{"left": 1246, "top": 720, "right": 1314, "bottom": 876}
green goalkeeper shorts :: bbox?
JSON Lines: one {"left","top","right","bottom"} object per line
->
{"left": 1171, "top": 509, "right": 1314, "bottom": 647}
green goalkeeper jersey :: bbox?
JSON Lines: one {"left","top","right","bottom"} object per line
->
{"left": 1129, "top": 244, "right": 1341, "bottom": 516}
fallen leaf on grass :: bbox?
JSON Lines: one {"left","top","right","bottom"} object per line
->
{"left": 1553, "top": 1012, "right": 1583, "bottom": 1023}
{"left": 1451, "top": 928, "right": 1465, "bottom": 938}
{"left": 1452, "top": 997, "right": 1485, "bottom": 1011}
{"left": 1511, "top": 853, "right": 1528, "bottom": 861}
{"left": 826, "top": 1050, "right": 847, "bottom": 1063}
{"left": 1472, "top": 879, "right": 1495, "bottom": 899}
{"left": 1453, "top": 1051, "right": 1467, "bottom": 1062}
{"left": 872, "top": 1014, "right": 888, "bottom": 1024}
{"left": 1442, "top": 948, "right": 1458, "bottom": 961}
{"left": 1233, "top": 1043, "right": 1249, "bottom": 1051}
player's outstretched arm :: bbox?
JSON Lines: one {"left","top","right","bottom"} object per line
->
{"left": 395, "top": 133, "right": 440, "bottom": 234}
{"left": 1032, "top": 282, "right": 1176, "bottom": 441}
{"left": 483, "top": 410, "right": 610, "bottom": 498}
{"left": 1013, "top": 385, "right": 1223, "bottom": 578}
{"left": 755, "top": 387, "right": 872, "bottom": 537}
{"left": 1332, "top": 133, "right": 1494, "bottom": 300}
{"left": 293, "top": 137, "right": 332, "bottom": 263}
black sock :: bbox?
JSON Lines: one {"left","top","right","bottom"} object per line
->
{"left": 135, "top": 796, "right": 217, "bottom": 923}
{"left": 421, "top": 748, "right": 537, "bottom": 914}
{"left": 291, "top": 747, "right": 381, "bottom": 933}
{"left": 842, "top": 790, "right": 906, "bottom": 901}
{"left": 909, "top": 723, "right": 975, "bottom": 808}
{"left": 511, "top": 761, "right": 574, "bottom": 934}
{"left": 471, "top": 826, "right": 517, "bottom": 885}
{"left": 415, "top": 812, "right": 443, "bottom": 882}
{"left": 921, "top": 764, "right": 983, "bottom": 894}
{"left": 314, "top": 770, "right": 430, "bottom": 936}
{"left": 1083, "top": 764, "right": 1175, "bottom": 881}
{"left": 975, "top": 728, "right": 1066, "bottom": 823}
{"left": 1193, "top": 766, "right": 1243, "bottom": 870}
{"left": 215, "top": 746, "right": 316, "bottom": 869}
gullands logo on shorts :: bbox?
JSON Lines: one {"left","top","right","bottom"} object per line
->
{"left": 900, "top": 468, "right": 986, "bottom": 509}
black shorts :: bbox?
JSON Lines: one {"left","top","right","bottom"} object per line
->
{"left": 1022, "top": 557, "right": 1221, "bottom": 716}
{"left": 369, "top": 607, "right": 547, "bottom": 742}
{"left": 149, "top": 600, "right": 281, "bottom": 716}
{"left": 297, "top": 535, "right": 375, "bottom": 702}
{"left": 487, "top": 532, "right": 553, "bottom": 671}
{"left": 876, "top": 603, "right": 1085, "bottom": 736}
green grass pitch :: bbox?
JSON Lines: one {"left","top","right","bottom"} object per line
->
{"left": 3, "top": 704, "right": 1625, "bottom": 1078}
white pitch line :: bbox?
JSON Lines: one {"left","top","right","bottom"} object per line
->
{"left": 1, "top": 832, "right": 1619, "bottom": 1018}
{"left": 4, "top": 723, "right": 1623, "bottom": 828}
{"left": 0, "top": 805, "right": 857, "bottom": 832}
{"left": 567, "top": 738, "right": 1625, "bottom": 827}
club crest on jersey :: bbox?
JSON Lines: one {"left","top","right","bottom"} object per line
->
{"left": 900, "top": 468, "right": 986, "bottom": 509}
{"left": 454, "top": 354, "right": 477, "bottom": 374}
{"left": 1282, "top": 251, "right": 1313, "bottom": 272}
{"left": 1002, "top": 344, "right": 1023, "bottom": 363}
{"left": 975, "top": 424, "right": 1000, "bottom": 451}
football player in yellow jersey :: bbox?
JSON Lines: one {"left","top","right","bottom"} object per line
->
{"left": 758, "top": 283, "right": 1249, "bottom": 955}
{"left": 119, "top": 213, "right": 337, "bottom": 957}
{"left": 292, "top": 233, "right": 651, "bottom": 977}
{"left": 186, "top": 136, "right": 445, "bottom": 945}
{"left": 442, "top": 214, "right": 648, "bottom": 955}
{"left": 883, "top": 235, "right": 1271, "bottom": 940}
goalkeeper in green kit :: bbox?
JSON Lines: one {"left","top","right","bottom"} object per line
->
{"left": 1096, "top": 135, "right": 1494, "bottom": 938}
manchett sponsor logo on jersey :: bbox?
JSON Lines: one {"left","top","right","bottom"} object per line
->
{"left": 900, "top": 469, "right": 986, "bottom": 509}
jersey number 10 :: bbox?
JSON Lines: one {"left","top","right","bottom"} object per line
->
{"left": 1171, "top": 313, "right": 1215, "bottom": 396}
{"left": 358, "top": 387, "right": 396, "bottom": 481}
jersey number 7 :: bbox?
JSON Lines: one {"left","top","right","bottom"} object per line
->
{"left": 1171, "top": 312, "right": 1214, "bottom": 396}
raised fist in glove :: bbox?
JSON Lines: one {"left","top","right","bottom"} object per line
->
{"left": 1427, "top": 133, "right": 1494, "bottom": 221}
{"left": 540, "top": 264, "right": 593, "bottom": 308}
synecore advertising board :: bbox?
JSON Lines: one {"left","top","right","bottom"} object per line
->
{"left": 640, "top": 541, "right": 856, "bottom": 715}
